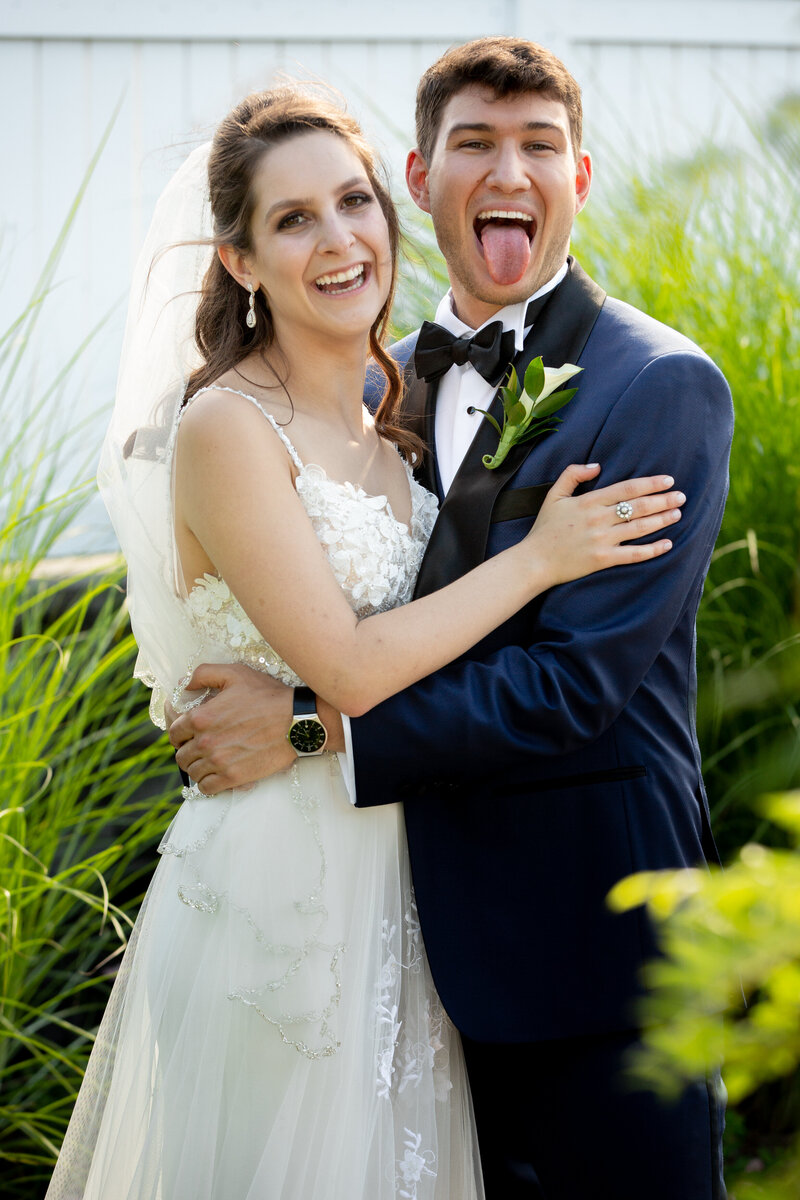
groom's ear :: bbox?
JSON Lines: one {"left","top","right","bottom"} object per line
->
{"left": 406, "top": 149, "right": 432, "bottom": 214}
{"left": 574, "top": 151, "right": 593, "bottom": 215}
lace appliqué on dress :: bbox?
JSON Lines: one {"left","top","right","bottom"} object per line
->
{"left": 159, "top": 758, "right": 345, "bottom": 1059}
{"left": 376, "top": 897, "right": 452, "bottom": 1105}
{"left": 395, "top": 1129, "right": 437, "bottom": 1200}
{"left": 296, "top": 465, "right": 436, "bottom": 618}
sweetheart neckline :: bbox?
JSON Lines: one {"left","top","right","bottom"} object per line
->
{"left": 183, "top": 462, "right": 431, "bottom": 605}
{"left": 188, "top": 383, "right": 419, "bottom": 531}
{"left": 297, "top": 460, "right": 414, "bottom": 532}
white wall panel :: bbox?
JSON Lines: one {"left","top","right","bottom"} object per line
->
{"left": 234, "top": 42, "right": 290, "bottom": 98}
{"left": 0, "top": 40, "right": 37, "bottom": 288}
{"left": 2, "top": 0, "right": 509, "bottom": 41}
{"left": 1, "top": 2, "right": 799, "bottom": 549}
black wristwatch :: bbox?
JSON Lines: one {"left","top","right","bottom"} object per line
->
{"left": 287, "top": 687, "right": 328, "bottom": 756}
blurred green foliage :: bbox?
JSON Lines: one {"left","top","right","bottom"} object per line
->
{"left": 610, "top": 793, "right": 800, "bottom": 1106}
{"left": 610, "top": 793, "right": 800, "bottom": 1198}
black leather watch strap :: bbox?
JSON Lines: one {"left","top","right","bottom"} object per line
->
{"left": 293, "top": 686, "right": 317, "bottom": 717}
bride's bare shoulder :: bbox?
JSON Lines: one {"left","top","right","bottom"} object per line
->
{"left": 181, "top": 377, "right": 262, "bottom": 426}
{"left": 177, "top": 382, "right": 290, "bottom": 472}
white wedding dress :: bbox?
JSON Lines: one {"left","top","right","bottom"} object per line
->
{"left": 46, "top": 391, "right": 484, "bottom": 1200}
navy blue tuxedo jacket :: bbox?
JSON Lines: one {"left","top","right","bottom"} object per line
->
{"left": 353, "top": 260, "right": 733, "bottom": 1044}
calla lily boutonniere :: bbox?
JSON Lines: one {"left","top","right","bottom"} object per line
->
{"left": 474, "top": 357, "right": 583, "bottom": 470}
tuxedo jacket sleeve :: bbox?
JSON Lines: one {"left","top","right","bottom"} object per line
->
{"left": 350, "top": 297, "right": 733, "bottom": 801}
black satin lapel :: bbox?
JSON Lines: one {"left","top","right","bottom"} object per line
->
{"left": 401, "top": 357, "right": 439, "bottom": 497}
{"left": 414, "top": 262, "right": 607, "bottom": 598}
{"left": 491, "top": 483, "right": 552, "bottom": 524}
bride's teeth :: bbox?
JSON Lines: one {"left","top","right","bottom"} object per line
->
{"left": 316, "top": 264, "right": 365, "bottom": 287}
{"left": 477, "top": 210, "right": 532, "bottom": 222}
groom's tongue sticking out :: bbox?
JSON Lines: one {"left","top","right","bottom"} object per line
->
{"left": 406, "top": 84, "right": 593, "bottom": 328}
{"left": 476, "top": 212, "right": 533, "bottom": 285}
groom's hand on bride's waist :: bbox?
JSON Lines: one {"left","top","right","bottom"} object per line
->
{"left": 166, "top": 663, "right": 344, "bottom": 795}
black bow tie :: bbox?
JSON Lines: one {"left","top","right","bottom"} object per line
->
{"left": 414, "top": 320, "right": 515, "bottom": 387}
{"left": 414, "top": 295, "right": 552, "bottom": 388}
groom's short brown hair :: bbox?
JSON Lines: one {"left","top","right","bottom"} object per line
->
{"left": 415, "top": 37, "right": 583, "bottom": 163}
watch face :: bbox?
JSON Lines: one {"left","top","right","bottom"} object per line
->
{"left": 289, "top": 717, "right": 326, "bottom": 755}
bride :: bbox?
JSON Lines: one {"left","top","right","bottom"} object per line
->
{"left": 46, "top": 87, "right": 682, "bottom": 1199}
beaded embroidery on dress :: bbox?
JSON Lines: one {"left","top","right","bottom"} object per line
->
{"left": 46, "top": 390, "right": 484, "bottom": 1200}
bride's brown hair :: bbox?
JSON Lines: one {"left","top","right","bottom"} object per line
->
{"left": 185, "top": 86, "right": 422, "bottom": 463}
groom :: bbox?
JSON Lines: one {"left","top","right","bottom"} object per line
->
{"left": 170, "top": 38, "right": 732, "bottom": 1199}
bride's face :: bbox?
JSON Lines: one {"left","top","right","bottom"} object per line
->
{"left": 244, "top": 130, "right": 393, "bottom": 345}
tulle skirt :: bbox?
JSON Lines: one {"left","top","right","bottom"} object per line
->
{"left": 46, "top": 756, "right": 483, "bottom": 1199}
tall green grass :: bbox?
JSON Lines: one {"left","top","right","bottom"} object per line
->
{"left": 0, "top": 150, "right": 177, "bottom": 1196}
{"left": 573, "top": 112, "right": 800, "bottom": 852}
{"left": 573, "top": 102, "right": 800, "bottom": 1181}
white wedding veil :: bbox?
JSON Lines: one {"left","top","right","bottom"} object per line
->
{"left": 97, "top": 143, "right": 214, "bottom": 725}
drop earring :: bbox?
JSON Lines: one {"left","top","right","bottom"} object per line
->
{"left": 246, "top": 282, "right": 257, "bottom": 329}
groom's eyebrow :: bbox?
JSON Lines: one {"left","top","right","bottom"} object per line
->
{"left": 446, "top": 120, "right": 564, "bottom": 137}
{"left": 446, "top": 122, "right": 493, "bottom": 137}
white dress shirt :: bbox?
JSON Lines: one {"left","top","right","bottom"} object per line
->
{"left": 433, "top": 262, "right": 568, "bottom": 494}
{"left": 340, "top": 262, "right": 569, "bottom": 800}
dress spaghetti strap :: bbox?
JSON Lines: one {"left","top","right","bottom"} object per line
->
{"left": 189, "top": 385, "right": 305, "bottom": 471}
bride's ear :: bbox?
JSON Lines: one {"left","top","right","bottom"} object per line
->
{"left": 218, "top": 244, "right": 257, "bottom": 291}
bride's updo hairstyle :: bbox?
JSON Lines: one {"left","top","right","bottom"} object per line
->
{"left": 186, "top": 86, "right": 419, "bottom": 461}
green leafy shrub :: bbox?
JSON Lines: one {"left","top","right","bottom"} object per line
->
{"left": 610, "top": 792, "right": 800, "bottom": 1199}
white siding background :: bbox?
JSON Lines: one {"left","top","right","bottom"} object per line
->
{"left": 2, "top": 0, "right": 799, "bottom": 551}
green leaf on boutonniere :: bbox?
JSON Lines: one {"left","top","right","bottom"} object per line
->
{"left": 473, "top": 356, "right": 583, "bottom": 470}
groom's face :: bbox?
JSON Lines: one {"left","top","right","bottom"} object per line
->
{"left": 406, "top": 85, "right": 592, "bottom": 329}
